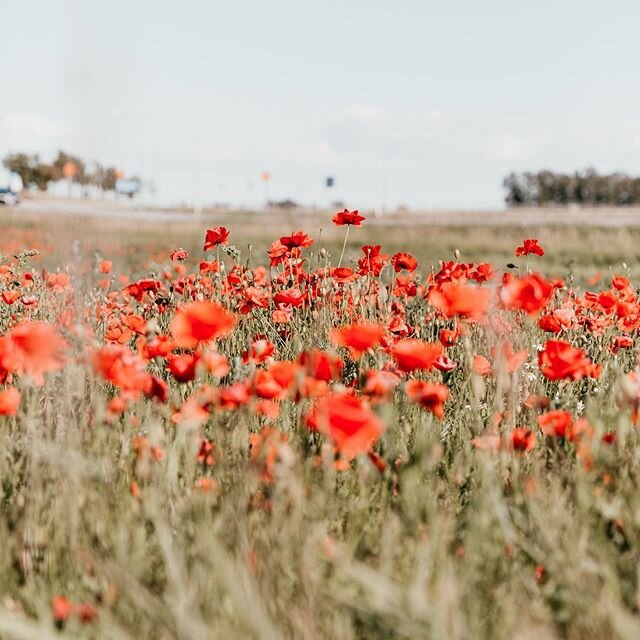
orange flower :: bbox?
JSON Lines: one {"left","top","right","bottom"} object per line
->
{"left": 429, "top": 282, "right": 491, "bottom": 321}
{"left": 538, "top": 339, "right": 599, "bottom": 381}
{"left": 500, "top": 272, "right": 555, "bottom": 315}
{"left": 0, "top": 386, "right": 20, "bottom": 415}
{"left": 52, "top": 596, "right": 73, "bottom": 623}
{"left": 473, "top": 354, "right": 492, "bottom": 376}
{"left": 46, "top": 273, "right": 71, "bottom": 292}
{"left": 99, "top": 260, "right": 112, "bottom": 274}
{"left": 537, "top": 410, "right": 572, "bottom": 438}
{"left": 330, "top": 322, "right": 385, "bottom": 358}
{"left": 405, "top": 380, "right": 449, "bottom": 419}
{"left": 171, "top": 301, "right": 235, "bottom": 348}
{"left": 391, "top": 339, "right": 442, "bottom": 372}
{"left": 7, "top": 322, "right": 67, "bottom": 384}
{"left": 1, "top": 290, "right": 20, "bottom": 305}
{"left": 306, "top": 393, "right": 383, "bottom": 459}
{"left": 92, "top": 345, "right": 151, "bottom": 396}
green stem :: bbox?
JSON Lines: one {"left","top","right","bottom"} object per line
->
{"left": 338, "top": 225, "right": 350, "bottom": 268}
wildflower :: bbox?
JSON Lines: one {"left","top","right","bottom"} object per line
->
{"left": 99, "top": 260, "right": 112, "bottom": 274}
{"left": 429, "top": 282, "right": 491, "bottom": 321}
{"left": 538, "top": 340, "right": 600, "bottom": 381}
{"left": 279, "top": 231, "right": 313, "bottom": 249}
{"left": 473, "top": 354, "right": 492, "bottom": 376}
{"left": 515, "top": 238, "right": 544, "bottom": 257}
{"left": 405, "top": 380, "right": 449, "bottom": 419}
{"left": 171, "top": 301, "right": 235, "bottom": 348}
{"left": 391, "top": 339, "right": 442, "bottom": 372}
{"left": 5, "top": 322, "right": 67, "bottom": 384}
{"left": 538, "top": 410, "right": 572, "bottom": 438}
{"left": 358, "top": 245, "right": 389, "bottom": 276}
{"left": 330, "top": 322, "right": 385, "bottom": 359}
{"left": 511, "top": 428, "right": 536, "bottom": 452}
{"left": 391, "top": 252, "right": 418, "bottom": 273}
{"left": 306, "top": 393, "right": 383, "bottom": 460}
{"left": 1, "top": 290, "right": 20, "bottom": 305}
{"left": 332, "top": 208, "right": 366, "bottom": 226}
{"left": 167, "top": 353, "right": 200, "bottom": 383}
{"left": 170, "top": 248, "right": 189, "bottom": 261}
{"left": 500, "top": 272, "right": 555, "bottom": 315}
{"left": 203, "top": 227, "right": 230, "bottom": 250}
{"left": 0, "top": 386, "right": 20, "bottom": 415}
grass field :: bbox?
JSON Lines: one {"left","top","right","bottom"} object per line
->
{"left": 2, "top": 209, "right": 640, "bottom": 639}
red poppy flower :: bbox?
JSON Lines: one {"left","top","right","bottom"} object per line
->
{"left": 280, "top": 231, "right": 313, "bottom": 249}
{"left": 391, "top": 339, "right": 443, "bottom": 372}
{"left": 170, "top": 248, "right": 189, "bottom": 261}
{"left": 306, "top": 393, "right": 383, "bottom": 459}
{"left": 1, "top": 290, "right": 20, "bottom": 305}
{"left": 473, "top": 354, "right": 492, "bottom": 376}
{"left": 99, "top": 260, "right": 112, "bottom": 274}
{"left": 171, "top": 301, "right": 235, "bottom": 348}
{"left": 0, "top": 386, "right": 20, "bottom": 415}
{"left": 7, "top": 322, "right": 67, "bottom": 384}
{"left": 515, "top": 238, "right": 544, "bottom": 257}
{"left": 358, "top": 245, "right": 389, "bottom": 276}
{"left": 511, "top": 427, "right": 536, "bottom": 452}
{"left": 332, "top": 208, "right": 366, "bottom": 226}
{"left": 612, "top": 335, "right": 633, "bottom": 353}
{"left": 330, "top": 322, "right": 385, "bottom": 358}
{"left": 167, "top": 353, "right": 200, "bottom": 383}
{"left": 203, "top": 227, "right": 230, "bottom": 250}
{"left": 429, "top": 282, "right": 491, "bottom": 321}
{"left": 500, "top": 272, "right": 555, "bottom": 315}
{"left": 391, "top": 252, "right": 418, "bottom": 273}
{"left": 92, "top": 345, "right": 152, "bottom": 397}
{"left": 332, "top": 267, "right": 359, "bottom": 285}
{"left": 299, "top": 349, "right": 344, "bottom": 382}
{"left": 405, "top": 380, "right": 449, "bottom": 419}
{"left": 434, "top": 354, "right": 457, "bottom": 373}
{"left": 537, "top": 410, "right": 572, "bottom": 438}
{"left": 267, "top": 240, "right": 289, "bottom": 266}
{"left": 538, "top": 339, "right": 599, "bottom": 381}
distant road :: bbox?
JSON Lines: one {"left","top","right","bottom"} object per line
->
{"left": 12, "top": 198, "right": 196, "bottom": 223}
{"left": 6, "top": 199, "right": 640, "bottom": 227}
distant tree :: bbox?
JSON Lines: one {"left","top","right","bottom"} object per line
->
{"left": 503, "top": 173, "right": 528, "bottom": 206}
{"left": 101, "top": 167, "right": 118, "bottom": 193}
{"left": 3, "top": 153, "right": 55, "bottom": 191}
{"left": 51, "top": 150, "right": 87, "bottom": 186}
{"left": 504, "top": 168, "right": 640, "bottom": 207}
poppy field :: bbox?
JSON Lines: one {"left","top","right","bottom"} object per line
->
{"left": 3, "top": 211, "right": 640, "bottom": 639}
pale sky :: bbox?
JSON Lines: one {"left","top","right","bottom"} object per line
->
{"left": 1, "top": 0, "right": 640, "bottom": 209}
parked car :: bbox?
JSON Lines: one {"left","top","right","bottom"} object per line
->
{"left": 0, "top": 189, "right": 19, "bottom": 205}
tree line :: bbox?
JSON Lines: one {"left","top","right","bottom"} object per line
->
{"left": 2, "top": 151, "right": 132, "bottom": 195}
{"left": 504, "top": 168, "right": 640, "bottom": 206}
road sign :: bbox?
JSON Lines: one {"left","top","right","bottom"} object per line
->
{"left": 62, "top": 162, "right": 77, "bottom": 178}
{"left": 115, "top": 178, "right": 141, "bottom": 195}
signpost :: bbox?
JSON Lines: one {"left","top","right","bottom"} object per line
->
{"left": 63, "top": 162, "right": 77, "bottom": 197}
{"left": 115, "top": 178, "right": 141, "bottom": 199}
